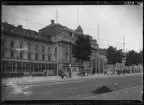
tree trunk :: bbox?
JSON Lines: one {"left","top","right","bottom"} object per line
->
{"left": 113, "top": 64, "right": 115, "bottom": 75}
{"left": 132, "top": 64, "right": 134, "bottom": 74}
{"left": 80, "top": 59, "right": 83, "bottom": 71}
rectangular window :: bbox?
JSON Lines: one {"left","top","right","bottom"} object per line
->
{"left": 11, "top": 28, "right": 14, "bottom": 33}
{"left": 20, "top": 51, "right": 23, "bottom": 59}
{"left": 11, "top": 40, "right": 14, "bottom": 48}
{"left": 29, "top": 44, "right": 31, "bottom": 51}
{"left": 48, "top": 56, "right": 51, "bottom": 61}
{"left": 20, "top": 42, "right": 23, "bottom": 48}
{"left": 11, "top": 51, "right": 14, "bottom": 58}
{"left": 35, "top": 54, "right": 38, "bottom": 60}
{"left": 66, "top": 48, "right": 68, "bottom": 54}
{"left": 48, "top": 47, "right": 50, "bottom": 53}
{"left": 55, "top": 47, "right": 57, "bottom": 54}
{"left": 42, "top": 55, "right": 45, "bottom": 61}
{"left": 66, "top": 55, "right": 68, "bottom": 61}
{"left": 28, "top": 52, "right": 31, "bottom": 60}
{"left": 69, "top": 32, "right": 72, "bottom": 36}
{"left": 35, "top": 45, "right": 38, "bottom": 51}
{"left": 42, "top": 46, "right": 44, "bottom": 52}
{"left": 2, "top": 50, "right": 5, "bottom": 57}
{"left": 2, "top": 38, "right": 5, "bottom": 48}
{"left": 65, "top": 48, "right": 68, "bottom": 61}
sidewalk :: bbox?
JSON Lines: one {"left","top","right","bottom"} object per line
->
{"left": 2, "top": 73, "right": 143, "bottom": 86}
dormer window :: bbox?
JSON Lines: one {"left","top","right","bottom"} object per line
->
{"left": 72, "top": 33, "right": 74, "bottom": 38}
{"left": 11, "top": 28, "right": 14, "bottom": 33}
{"left": 27, "top": 32, "right": 30, "bottom": 36}
{"left": 20, "top": 31, "right": 22, "bottom": 35}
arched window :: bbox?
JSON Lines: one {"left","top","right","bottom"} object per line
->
{"left": 35, "top": 54, "right": 38, "bottom": 60}
{"left": 11, "top": 50, "right": 14, "bottom": 58}
{"left": 20, "top": 41, "right": 23, "bottom": 48}
{"left": 55, "top": 47, "right": 57, "bottom": 54}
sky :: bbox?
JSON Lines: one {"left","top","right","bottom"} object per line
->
{"left": 2, "top": 5, "right": 143, "bottom": 52}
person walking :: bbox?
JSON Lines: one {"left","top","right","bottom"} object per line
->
{"left": 59, "top": 69, "right": 65, "bottom": 79}
{"left": 83, "top": 70, "right": 85, "bottom": 76}
{"left": 92, "top": 68, "right": 95, "bottom": 75}
{"left": 68, "top": 69, "right": 71, "bottom": 78}
{"left": 43, "top": 70, "right": 47, "bottom": 77}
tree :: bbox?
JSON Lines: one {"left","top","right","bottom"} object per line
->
{"left": 106, "top": 46, "right": 124, "bottom": 74}
{"left": 115, "top": 49, "right": 123, "bottom": 64}
{"left": 72, "top": 35, "right": 92, "bottom": 68}
{"left": 138, "top": 50, "right": 143, "bottom": 65}
{"left": 106, "top": 46, "right": 117, "bottom": 74}
{"left": 125, "top": 50, "right": 139, "bottom": 69}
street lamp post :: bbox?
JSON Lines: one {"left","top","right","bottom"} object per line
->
{"left": 56, "top": 10, "right": 59, "bottom": 76}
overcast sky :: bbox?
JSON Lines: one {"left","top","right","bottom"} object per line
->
{"left": 2, "top": 5, "right": 143, "bottom": 52}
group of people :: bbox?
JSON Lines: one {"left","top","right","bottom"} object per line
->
{"left": 79, "top": 70, "right": 89, "bottom": 77}
{"left": 58, "top": 69, "right": 72, "bottom": 79}
{"left": 103, "top": 68, "right": 141, "bottom": 75}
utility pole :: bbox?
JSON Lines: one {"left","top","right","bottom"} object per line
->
{"left": 77, "top": 8, "right": 79, "bottom": 26}
{"left": 70, "top": 40, "right": 72, "bottom": 67}
{"left": 123, "top": 36, "right": 125, "bottom": 53}
{"left": 123, "top": 36, "right": 126, "bottom": 73}
{"left": 108, "top": 40, "right": 109, "bottom": 47}
{"left": 98, "top": 24, "right": 100, "bottom": 74}
{"left": 56, "top": 10, "right": 59, "bottom": 76}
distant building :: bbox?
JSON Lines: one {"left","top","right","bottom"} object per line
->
{"left": 1, "top": 20, "right": 107, "bottom": 75}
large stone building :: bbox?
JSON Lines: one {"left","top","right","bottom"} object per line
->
{"left": 1, "top": 20, "right": 107, "bottom": 75}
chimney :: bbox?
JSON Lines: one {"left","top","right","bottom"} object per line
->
{"left": 51, "top": 20, "right": 54, "bottom": 24}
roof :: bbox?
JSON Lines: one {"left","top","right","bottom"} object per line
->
{"left": 39, "top": 23, "right": 81, "bottom": 35}
{"left": 39, "top": 23, "right": 74, "bottom": 32}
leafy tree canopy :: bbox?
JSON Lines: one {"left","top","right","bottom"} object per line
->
{"left": 72, "top": 35, "right": 92, "bottom": 62}
{"left": 125, "top": 50, "right": 140, "bottom": 66}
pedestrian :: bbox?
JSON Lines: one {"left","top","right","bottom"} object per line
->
{"left": 59, "top": 69, "right": 63, "bottom": 79}
{"left": 60, "top": 69, "right": 65, "bottom": 79}
{"left": 92, "top": 68, "right": 95, "bottom": 75}
{"left": 46, "top": 71, "right": 48, "bottom": 77}
{"left": 43, "top": 70, "right": 46, "bottom": 77}
{"left": 68, "top": 70, "right": 71, "bottom": 78}
{"left": 83, "top": 70, "right": 85, "bottom": 76}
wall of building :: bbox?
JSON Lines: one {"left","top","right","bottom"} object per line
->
{"left": 2, "top": 22, "right": 107, "bottom": 74}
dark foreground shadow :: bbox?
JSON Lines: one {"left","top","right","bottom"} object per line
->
{"left": 91, "top": 86, "right": 113, "bottom": 95}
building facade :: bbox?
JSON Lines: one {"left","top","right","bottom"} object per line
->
{"left": 1, "top": 20, "right": 107, "bottom": 75}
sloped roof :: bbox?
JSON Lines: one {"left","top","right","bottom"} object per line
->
{"left": 39, "top": 23, "right": 66, "bottom": 32}
{"left": 39, "top": 22, "right": 81, "bottom": 35}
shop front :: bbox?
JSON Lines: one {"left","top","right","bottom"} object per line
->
{"left": 1, "top": 60, "right": 57, "bottom": 76}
